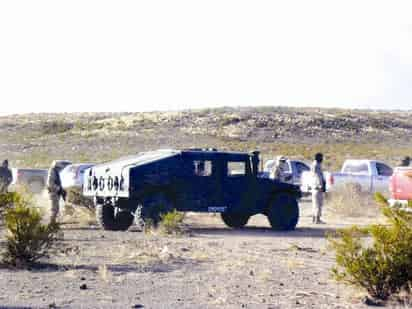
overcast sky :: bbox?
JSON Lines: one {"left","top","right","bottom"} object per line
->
{"left": 1, "top": 0, "right": 411, "bottom": 114}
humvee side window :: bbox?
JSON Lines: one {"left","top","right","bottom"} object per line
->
{"left": 193, "top": 160, "right": 212, "bottom": 177}
{"left": 227, "top": 161, "right": 246, "bottom": 176}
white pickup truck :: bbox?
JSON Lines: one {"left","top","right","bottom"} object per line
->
{"left": 301, "top": 159, "right": 393, "bottom": 194}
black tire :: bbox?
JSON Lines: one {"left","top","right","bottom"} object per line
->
{"left": 221, "top": 212, "right": 249, "bottom": 229}
{"left": 267, "top": 193, "right": 299, "bottom": 231}
{"left": 96, "top": 204, "right": 134, "bottom": 231}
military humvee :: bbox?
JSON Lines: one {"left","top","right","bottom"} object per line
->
{"left": 83, "top": 149, "right": 301, "bottom": 231}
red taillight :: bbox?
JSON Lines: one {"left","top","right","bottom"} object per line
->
{"left": 17, "top": 171, "right": 22, "bottom": 181}
{"left": 329, "top": 174, "right": 334, "bottom": 185}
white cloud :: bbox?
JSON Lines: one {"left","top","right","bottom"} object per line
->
{"left": 0, "top": 0, "right": 411, "bottom": 113}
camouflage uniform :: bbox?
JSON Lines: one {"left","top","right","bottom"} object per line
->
{"left": 311, "top": 159, "right": 325, "bottom": 224}
{"left": 0, "top": 160, "right": 13, "bottom": 194}
{"left": 47, "top": 161, "right": 63, "bottom": 223}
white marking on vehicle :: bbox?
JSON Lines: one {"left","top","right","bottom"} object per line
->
{"left": 208, "top": 206, "right": 227, "bottom": 213}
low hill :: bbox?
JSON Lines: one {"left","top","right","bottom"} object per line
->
{"left": 1, "top": 107, "right": 411, "bottom": 170}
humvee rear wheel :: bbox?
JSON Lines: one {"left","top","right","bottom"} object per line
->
{"left": 221, "top": 212, "right": 249, "bottom": 229}
{"left": 96, "top": 204, "right": 134, "bottom": 231}
{"left": 267, "top": 193, "right": 299, "bottom": 231}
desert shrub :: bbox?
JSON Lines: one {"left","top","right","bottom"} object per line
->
{"left": 65, "top": 187, "right": 94, "bottom": 209}
{"left": 0, "top": 192, "right": 25, "bottom": 219}
{"left": 325, "top": 184, "right": 380, "bottom": 218}
{"left": 41, "top": 120, "right": 73, "bottom": 135}
{"left": 329, "top": 205, "right": 412, "bottom": 300}
{"left": 159, "top": 210, "right": 186, "bottom": 235}
{"left": 2, "top": 198, "right": 60, "bottom": 267}
{"left": 62, "top": 204, "right": 96, "bottom": 226}
{"left": 0, "top": 186, "right": 35, "bottom": 220}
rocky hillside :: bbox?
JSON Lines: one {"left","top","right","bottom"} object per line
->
{"left": 0, "top": 107, "right": 411, "bottom": 169}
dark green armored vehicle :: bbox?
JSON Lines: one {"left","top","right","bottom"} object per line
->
{"left": 83, "top": 149, "right": 301, "bottom": 231}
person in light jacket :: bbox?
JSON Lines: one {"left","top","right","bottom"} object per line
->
{"left": 270, "top": 156, "right": 288, "bottom": 182}
{"left": 311, "top": 153, "right": 326, "bottom": 224}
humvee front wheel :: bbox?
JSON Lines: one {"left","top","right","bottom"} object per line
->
{"left": 96, "top": 204, "right": 134, "bottom": 231}
{"left": 267, "top": 193, "right": 299, "bottom": 231}
{"left": 221, "top": 212, "right": 249, "bottom": 229}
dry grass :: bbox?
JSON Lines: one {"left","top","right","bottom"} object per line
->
{"left": 112, "top": 240, "right": 169, "bottom": 266}
{"left": 62, "top": 205, "right": 96, "bottom": 226}
{"left": 325, "top": 185, "right": 382, "bottom": 218}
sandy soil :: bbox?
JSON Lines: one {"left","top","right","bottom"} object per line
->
{"left": 0, "top": 200, "right": 401, "bottom": 309}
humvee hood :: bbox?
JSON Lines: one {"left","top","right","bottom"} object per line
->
{"left": 91, "top": 149, "right": 181, "bottom": 173}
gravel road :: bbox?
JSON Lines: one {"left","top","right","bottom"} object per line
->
{"left": 0, "top": 200, "right": 394, "bottom": 309}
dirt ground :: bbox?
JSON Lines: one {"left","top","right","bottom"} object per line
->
{"left": 0, "top": 199, "right": 404, "bottom": 309}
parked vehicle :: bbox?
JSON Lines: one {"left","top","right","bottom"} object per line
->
{"left": 263, "top": 159, "right": 310, "bottom": 186}
{"left": 83, "top": 149, "right": 301, "bottom": 231}
{"left": 389, "top": 167, "right": 412, "bottom": 206}
{"left": 301, "top": 159, "right": 393, "bottom": 194}
{"left": 12, "top": 160, "right": 72, "bottom": 193}
{"left": 11, "top": 168, "right": 48, "bottom": 193}
{"left": 60, "top": 163, "right": 95, "bottom": 189}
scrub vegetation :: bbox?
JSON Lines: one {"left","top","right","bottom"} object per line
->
{"left": 329, "top": 196, "right": 412, "bottom": 302}
{"left": 1, "top": 107, "right": 411, "bottom": 170}
{"left": 1, "top": 191, "right": 60, "bottom": 268}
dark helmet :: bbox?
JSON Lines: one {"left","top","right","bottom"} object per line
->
{"left": 2, "top": 160, "right": 8, "bottom": 168}
{"left": 315, "top": 153, "right": 323, "bottom": 163}
{"left": 401, "top": 156, "right": 411, "bottom": 166}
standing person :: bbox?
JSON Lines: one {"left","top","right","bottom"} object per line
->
{"left": 311, "top": 153, "right": 326, "bottom": 224}
{"left": 270, "top": 156, "right": 288, "bottom": 182}
{"left": 400, "top": 156, "right": 411, "bottom": 167}
{"left": 47, "top": 161, "right": 64, "bottom": 224}
{"left": 0, "top": 160, "right": 13, "bottom": 194}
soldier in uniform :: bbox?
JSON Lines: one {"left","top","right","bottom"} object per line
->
{"left": 47, "top": 161, "right": 65, "bottom": 223}
{"left": 311, "top": 153, "right": 326, "bottom": 224}
{"left": 271, "top": 156, "right": 288, "bottom": 182}
{"left": 0, "top": 160, "right": 13, "bottom": 194}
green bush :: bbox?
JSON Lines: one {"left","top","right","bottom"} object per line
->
{"left": 0, "top": 192, "right": 26, "bottom": 218}
{"left": 2, "top": 198, "right": 60, "bottom": 268}
{"left": 159, "top": 210, "right": 186, "bottom": 235}
{"left": 329, "top": 205, "right": 412, "bottom": 300}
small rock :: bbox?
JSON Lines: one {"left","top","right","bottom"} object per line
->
{"left": 80, "top": 284, "right": 87, "bottom": 290}
{"left": 80, "top": 277, "right": 86, "bottom": 281}
{"left": 279, "top": 283, "right": 284, "bottom": 286}
{"left": 48, "top": 303, "right": 57, "bottom": 308}
{"left": 249, "top": 270, "right": 254, "bottom": 276}
{"left": 131, "top": 305, "right": 144, "bottom": 309}
{"left": 361, "top": 296, "right": 383, "bottom": 306}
